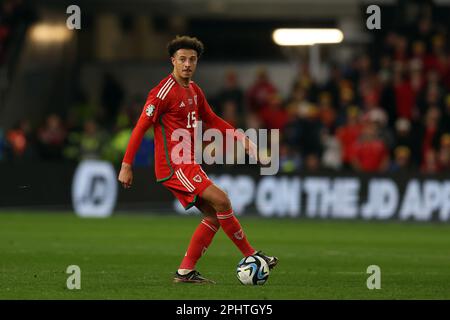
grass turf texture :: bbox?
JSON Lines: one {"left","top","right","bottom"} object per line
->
{"left": 1, "top": 212, "right": 450, "bottom": 299}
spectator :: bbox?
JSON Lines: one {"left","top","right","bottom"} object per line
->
{"left": 291, "top": 64, "right": 320, "bottom": 103}
{"left": 409, "top": 41, "right": 426, "bottom": 73}
{"left": 216, "top": 69, "right": 245, "bottom": 120}
{"left": 5, "top": 119, "right": 36, "bottom": 161}
{"left": 104, "top": 125, "right": 132, "bottom": 165}
{"left": 37, "top": 114, "right": 67, "bottom": 160}
{"left": 297, "top": 105, "right": 324, "bottom": 161}
{"left": 221, "top": 100, "right": 239, "bottom": 128}
{"left": 394, "top": 68, "right": 415, "bottom": 120}
{"left": 317, "top": 92, "right": 337, "bottom": 133}
{"left": 365, "top": 108, "right": 394, "bottom": 149}
{"left": 421, "top": 149, "right": 440, "bottom": 174}
{"left": 303, "top": 153, "right": 321, "bottom": 172}
{"left": 393, "top": 35, "right": 408, "bottom": 65}
{"left": 321, "top": 133, "right": 342, "bottom": 170}
{"left": 420, "top": 106, "right": 441, "bottom": 166}
{"left": 438, "top": 134, "right": 450, "bottom": 171}
{"left": 390, "top": 146, "right": 414, "bottom": 172}
{"left": 104, "top": 108, "right": 154, "bottom": 167}
{"left": 245, "top": 112, "right": 263, "bottom": 131}
{"left": 279, "top": 143, "right": 301, "bottom": 173}
{"left": 79, "top": 120, "right": 109, "bottom": 160}
{"left": 424, "top": 34, "right": 447, "bottom": 78}
{"left": 336, "top": 106, "right": 362, "bottom": 170}
{"left": 64, "top": 120, "right": 109, "bottom": 161}
{"left": 393, "top": 118, "right": 421, "bottom": 166}
{"left": 258, "top": 94, "right": 288, "bottom": 130}
{"left": 246, "top": 67, "right": 277, "bottom": 112}
{"left": 351, "top": 119, "right": 390, "bottom": 172}
{"left": 286, "top": 84, "right": 313, "bottom": 116}
{"left": 322, "top": 64, "right": 343, "bottom": 109}
{"left": 336, "top": 81, "right": 356, "bottom": 125}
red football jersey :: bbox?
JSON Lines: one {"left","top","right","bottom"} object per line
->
{"left": 123, "top": 74, "right": 243, "bottom": 181}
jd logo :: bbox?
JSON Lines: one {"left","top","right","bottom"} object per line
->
{"left": 66, "top": 5, "right": 81, "bottom": 30}
{"left": 81, "top": 176, "right": 107, "bottom": 205}
{"left": 366, "top": 5, "right": 381, "bottom": 30}
{"left": 72, "top": 160, "right": 118, "bottom": 218}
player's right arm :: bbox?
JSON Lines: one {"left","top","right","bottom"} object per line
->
{"left": 118, "top": 91, "right": 166, "bottom": 188}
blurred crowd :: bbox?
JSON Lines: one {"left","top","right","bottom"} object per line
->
{"left": 211, "top": 8, "right": 450, "bottom": 174}
{"left": 1, "top": 5, "right": 449, "bottom": 174}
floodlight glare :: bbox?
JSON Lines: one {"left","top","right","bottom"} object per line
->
{"left": 31, "top": 24, "right": 72, "bottom": 43}
{"left": 272, "top": 28, "right": 344, "bottom": 46}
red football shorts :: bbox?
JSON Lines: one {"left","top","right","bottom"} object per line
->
{"left": 162, "top": 164, "right": 213, "bottom": 209}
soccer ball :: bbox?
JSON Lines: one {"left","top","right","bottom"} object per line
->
{"left": 236, "top": 255, "right": 270, "bottom": 285}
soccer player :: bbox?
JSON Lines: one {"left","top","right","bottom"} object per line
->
{"left": 118, "top": 36, "right": 278, "bottom": 283}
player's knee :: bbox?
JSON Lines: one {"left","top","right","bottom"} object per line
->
{"left": 214, "top": 195, "right": 232, "bottom": 213}
{"left": 204, "top": 216, "right": 220, "bottom": 229}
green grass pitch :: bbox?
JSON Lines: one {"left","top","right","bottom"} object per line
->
{"left": 1, "top": 212, "right": 450, "bottom": 299}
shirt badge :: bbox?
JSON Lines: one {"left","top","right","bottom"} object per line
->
{"left": 145, "top": 104, "right": 155, "bottom": 117}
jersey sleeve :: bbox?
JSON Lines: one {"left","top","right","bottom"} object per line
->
{"left": 196, "top": 85, "right": 246, "bottom": 141}
{"left": 122, "top": 91, "right": 168, "bottom": 165}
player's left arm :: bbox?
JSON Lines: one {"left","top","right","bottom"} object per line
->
{"left": 196, "top": 86, "right": 258, "bottom": 161}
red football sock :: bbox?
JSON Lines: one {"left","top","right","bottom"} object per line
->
{"left": 179, "top": 219, "right": 219, "bottom": 270}
{"left": 217, "top": 209, "right": 255, "bottom": 257}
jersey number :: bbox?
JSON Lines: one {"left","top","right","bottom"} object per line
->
{"left": 186, "top": 111, "right": 197, "bottom": 128}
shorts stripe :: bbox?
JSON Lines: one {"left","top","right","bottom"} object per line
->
{"left": 201, "top": 220, "right": 218, "bottom": 233}
{"left": 199, "top": 167, "right": 208, "bottom": 178}
{"left": 157, "top": 79, "right": 174, "bottom": 99}
{"left": 175, "top": 169, "right": 195, "bottom": 192}
{"left": 177, "top": 169, "right": 195, "bottom": 191}
{"left": 175, "top": 170, "right": 194, "bottom": 192}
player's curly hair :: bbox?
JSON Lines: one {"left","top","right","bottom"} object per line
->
{"left": 167, "top": 35, "right": 204, "bottom": 58}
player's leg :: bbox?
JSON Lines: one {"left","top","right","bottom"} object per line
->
{"left": 200, "top": 183, "right": 278, "bottom": 269}
{"left": 200, "top": 184, "right": 256, "bottom": 256}
{"left": 167, "top": 167, "right": 220, "bottom": 283}
{"left": 196, "top": 198, "right": 221, "bottom": 229}
{"left": 177, "top": 198, "right": 220, "bottom": 276}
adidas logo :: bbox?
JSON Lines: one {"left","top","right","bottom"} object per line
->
{"left": 179, "top": 101, "right": 186, "bottom": 108}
